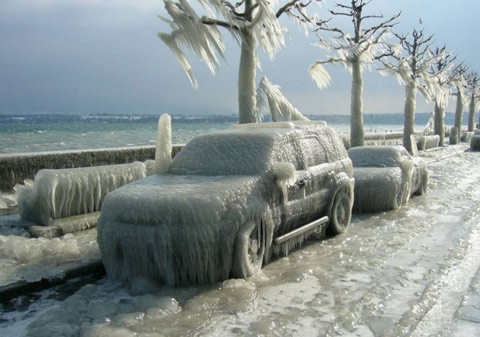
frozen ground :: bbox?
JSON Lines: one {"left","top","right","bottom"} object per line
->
{"left": 1, "top": 143, "right": 480, "bottom": 336}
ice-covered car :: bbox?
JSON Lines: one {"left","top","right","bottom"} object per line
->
{"left": 98, "top": 122, "right": 354, "bottom": 285}
{"left": 347, "top": 145, "right": 428, "bottom": 213}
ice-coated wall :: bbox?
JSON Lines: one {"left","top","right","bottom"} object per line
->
{"left": 17, "top": 162, "right": 147, "bottom": 226}
{"left": 0, "top": 145, "right": 184, "bottom": 192}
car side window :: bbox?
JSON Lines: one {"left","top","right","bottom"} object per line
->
{"left": 299, "top": 136, "right": 329, "bottom": 168}
{"left": 273, "top": 138, "right": 304, "bottom": 171}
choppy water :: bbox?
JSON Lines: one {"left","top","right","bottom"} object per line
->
{"left": 0, "top": 114, "right": 419, "bottom": 154}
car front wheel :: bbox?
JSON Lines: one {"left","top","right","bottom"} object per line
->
{"left": 231, "top": 220, "right": 266, "bottom": 278}
{"left": 327, "top": 190, "right": 352, "bottom": 236}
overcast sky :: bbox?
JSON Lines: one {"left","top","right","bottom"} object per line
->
{"left": 0, "top": 0, "right": 478, "bottom": 117}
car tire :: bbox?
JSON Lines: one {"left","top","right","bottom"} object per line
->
{"left": 327, "top": 190, "right": 352, "bottom": 236}
{"left": 231, "top": 220, "right": 266, "bottom": 278}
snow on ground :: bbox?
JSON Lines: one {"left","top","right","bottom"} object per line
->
{"left": 1, "top": 143, "right": 480, "bottom": 336}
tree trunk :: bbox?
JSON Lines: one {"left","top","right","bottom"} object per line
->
{"left": 238, "top": 31, "right": 257, "bottom": 124}
{"left": 454, "top": 87, "right": 464, "bottom": 142}
{"left": 468, "top": 92, "right": 475, "bottom": 132}
{"left": 434, "top": 99, "right": 445, "bottom": 146}
{"left": 350, "top": 60, "right": 364, "bottom": 147}
{"left": 403, "top": 81, "right": 417, "bottom": 153}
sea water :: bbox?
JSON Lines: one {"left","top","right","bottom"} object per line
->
{"left": 0, "top": 114, "right": 418, "bottom": 154}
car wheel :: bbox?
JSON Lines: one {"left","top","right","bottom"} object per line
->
{"left": 327, "top": 190, "right": 352, "bottom": 236}
{"left": 231, "top": 220, "right": 266, "bottom": 278}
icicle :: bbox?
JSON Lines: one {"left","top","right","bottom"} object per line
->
{"left": 308, "top": 62, "right": 331, "bottom": 89}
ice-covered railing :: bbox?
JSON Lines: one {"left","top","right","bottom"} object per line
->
{"left": 16, "top": 162, "right": 147, "bottom": 226}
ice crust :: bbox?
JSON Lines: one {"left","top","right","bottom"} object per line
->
{"left": 98, "top": 124, "right": 352, "bottom": 285}
{"left": 17, "top": 162, "right": 146, "bottom": 225}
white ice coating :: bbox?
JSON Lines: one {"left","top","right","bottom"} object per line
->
{"left": 257, "top": 77, "right": 309, "bottom": 122}
{"left": 17, "top": 162, "right": 146, "bottom": 226}
{"left": 153, "top": 114, "right": 172, "bottom": 175}
{"left": 97, "top": 124, "right": 353, "bottom": 285}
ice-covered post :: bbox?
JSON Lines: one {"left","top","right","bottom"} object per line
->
{"left": 380, "top": 29, "right": 442, "bottom": 153}
{"left": 154, "top": 114, "right": 172, "bottom": 174}
{"left": 309, "top": 0, "right": 400, "bottom": 148}
{"left": 158, "top": 0, "right": 321, "bottom": 124}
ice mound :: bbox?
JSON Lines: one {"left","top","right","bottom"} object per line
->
{"left": 0, "top": 234, "right": 80, "bottom": 263}
{"left": 17, "top": 162, "right": 147, "bottom": 225}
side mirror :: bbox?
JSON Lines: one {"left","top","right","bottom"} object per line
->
{"left": 269, "top": 162, "right": 297, "bottom": 206}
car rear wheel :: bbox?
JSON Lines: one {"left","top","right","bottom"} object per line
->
{"left": 327, "top": 190, "right": 351, "bottom": 236}
{"left": 231, "top": 220, "right": 266, "bottom": 278}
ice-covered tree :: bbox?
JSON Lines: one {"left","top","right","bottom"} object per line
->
{"left": 451, "top": 64, "right": 468, "bottom": 141}
{"left": 158, "top": 0, "right": 321, "bottom": 124}
{"left": 429, "top": 46, "right": 455, "bottom": 146}
{"left": 308, "top": 0, "right": 400, "bottom": 147}
{"left": 466, "top": 71, "right": 479, "bottom": 131}
{"left": 380, "top": 29, "right": 442, "bottom": 152}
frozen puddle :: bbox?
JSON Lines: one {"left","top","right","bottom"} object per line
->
{"left": 2, "top": 144, "right": 480, "bottom": 336}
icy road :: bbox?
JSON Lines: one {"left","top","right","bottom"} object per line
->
{"left": 1, "top": 144, "right": 480, "bottom": 337}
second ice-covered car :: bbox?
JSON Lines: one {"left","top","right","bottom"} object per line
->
{"left": 348, "top": 145, "right": 428, "bottom": 213}
{"left": 98, "top": 122, "right": 354, "bottom": 285}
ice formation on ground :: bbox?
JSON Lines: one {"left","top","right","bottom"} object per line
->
{"left": 17, "top": 162, "right": 146, "bottom": 225}
{"left": 348, "top": 146, "right": 428, "bottom": 213}
{"left": 97, "top": 124, "right": 353, "bottom": 285}
{"left": 257, "top": 77, "right": 309, "bottom": 122}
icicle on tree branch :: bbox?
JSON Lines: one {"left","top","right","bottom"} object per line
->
{"left": 158, "top": 0, "right": 322, "bottom": 124}
{"left": 308, "top": 0, "right": 400, "bottom": 147}
{"left": 466, "top": 71, "right": 480, "bottom": 132}
{"left": 379, "top": 28, "right": 444, "bottom": 152}
{"left": 257, "top": 76, "right": 309, "bottom": 121}
{"left": 428, "top": 46, "right": 455, "bottom": 146}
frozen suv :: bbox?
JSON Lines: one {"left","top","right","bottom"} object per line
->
{"left": 98, "top": 122, "right": 354, "bottom": 285}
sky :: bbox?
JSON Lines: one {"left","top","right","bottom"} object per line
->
{"left": 0, "top": 0, "right": 479, "bottom": 117}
